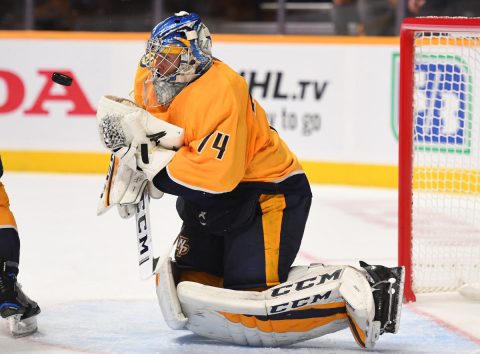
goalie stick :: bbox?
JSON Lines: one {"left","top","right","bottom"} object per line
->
{"left": 135, "top": 188, "right": 159, "bottom": 279}
{"left": 98, "top": 154, "right": 157, "bottom": 279}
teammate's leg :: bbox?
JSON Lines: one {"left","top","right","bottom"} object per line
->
{"left": 0, "top": 181, "right": 19, "bottom": 271}
{"left": 0, "top": 161, "right": 41, "bottom": 336}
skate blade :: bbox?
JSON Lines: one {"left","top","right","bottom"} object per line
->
{"left": 7, "top": 314, "right": 38, "bottom": 337}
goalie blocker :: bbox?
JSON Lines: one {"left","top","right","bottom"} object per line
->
{"left": 156, "top": 259, "right": 404, "bottom": 349}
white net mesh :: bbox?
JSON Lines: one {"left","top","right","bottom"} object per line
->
{"left": 412, "top": 32, "right": 480, "bottom": 293}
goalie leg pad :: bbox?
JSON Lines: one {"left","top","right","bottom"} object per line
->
{"left": 176, "top": 264, "right": 383, "bottom": 348}
{"left": 155, "top": 257, "right": 187, "bottom": 330}
{"left": 339, "top": 266, "right": 378, "bottom": 349}
{"left": 177, "top": 264, "right": 351, "bottom": 347}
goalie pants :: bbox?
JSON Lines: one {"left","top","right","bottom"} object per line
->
{"left": 174, "top": 193, "right": 311, "bottom": 290}
{"left": 0, "top": 182, "right": 20, "bottom": 274}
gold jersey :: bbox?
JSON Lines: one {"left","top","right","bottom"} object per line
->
{"left": 0, "top": 157, "right": 16, "bottom": 228}
{"left": 134, "top": 59, "right": 307, "bottom": 197}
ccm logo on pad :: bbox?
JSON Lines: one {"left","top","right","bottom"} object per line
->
{"left": 270, "top": 269, "right": 342, "bottom": 297}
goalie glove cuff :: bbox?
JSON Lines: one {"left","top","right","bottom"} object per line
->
{"left": 136, "top": 147, "right": 176, "bottom": 181}
{"left": 148, "top": 181, "right": 164, "bottom": 199}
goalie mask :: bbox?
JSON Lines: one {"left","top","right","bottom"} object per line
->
{"left": 142, "top": 11, "right": 213, "bottom": 107}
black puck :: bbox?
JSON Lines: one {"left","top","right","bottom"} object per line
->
{"left": 51, "top": 72, "right": 73, "bottom": 86}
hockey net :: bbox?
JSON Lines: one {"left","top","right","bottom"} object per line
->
{"left": 399, "top": 17, "right": 480, "bottom": 302}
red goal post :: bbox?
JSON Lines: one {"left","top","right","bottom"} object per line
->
{"left": 399, "top": 17, "right": 480, "bottom": 302}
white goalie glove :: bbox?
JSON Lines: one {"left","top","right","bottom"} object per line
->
{"left": 97, "top": 95, "right": 184, "bottom": 154}
{"left": 96, "top": 95, "right": 184, "bottom": 218}
{"left": 97, "top": 95, "right": 184, "bottom": 179}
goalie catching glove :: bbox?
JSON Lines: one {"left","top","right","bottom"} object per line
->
{"left": 97, "top": 95, "right": 184, "bottom": 179}
{"left": 97, "top": 95, "right": 184, "bottom": 154}
{"left": 96, "top": 95, "right": 184, "bottom": 217}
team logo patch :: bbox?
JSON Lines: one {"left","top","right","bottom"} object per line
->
{"left": 175, "top": 235, "right": 190, "bottom": 257}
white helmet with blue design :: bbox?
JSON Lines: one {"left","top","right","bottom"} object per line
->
{"left": 142, "top": 11, "right": 213, "bottom": 107}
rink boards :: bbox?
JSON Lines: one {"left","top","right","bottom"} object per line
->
{"left": 0, "top": 32, "right": 400, "bottom": 187}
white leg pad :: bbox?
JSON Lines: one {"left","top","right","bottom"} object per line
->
{"left": 177, "top": 264, "right": 351, "bottom": 347}
{"left": 339, "top": 266, "right": 379, "bottom": 349}
{"left": 176, "top": 264, "right": 379, "bottom": 348}
{"left": 155, "top": 257, "right": 188, "bottom": 329}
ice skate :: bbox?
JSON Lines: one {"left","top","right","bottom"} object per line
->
{"left": 359, "top": 261, "right": 405, "bottom": 335}
{"left": 0, "top": 270, "right": 41, "bottom": 337}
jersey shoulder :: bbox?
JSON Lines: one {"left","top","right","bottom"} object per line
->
{"left": 185, "top": 59, "right": 247, "bottom": 101}
{"left": 208, "top": 59, "right": 248, "bottom": 92}
{"left": 170, "top": 60, "right": 249, "bottom": 132}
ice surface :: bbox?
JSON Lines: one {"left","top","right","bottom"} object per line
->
{"left": 0, "top": 173, "right": 478, "bottom": 353}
